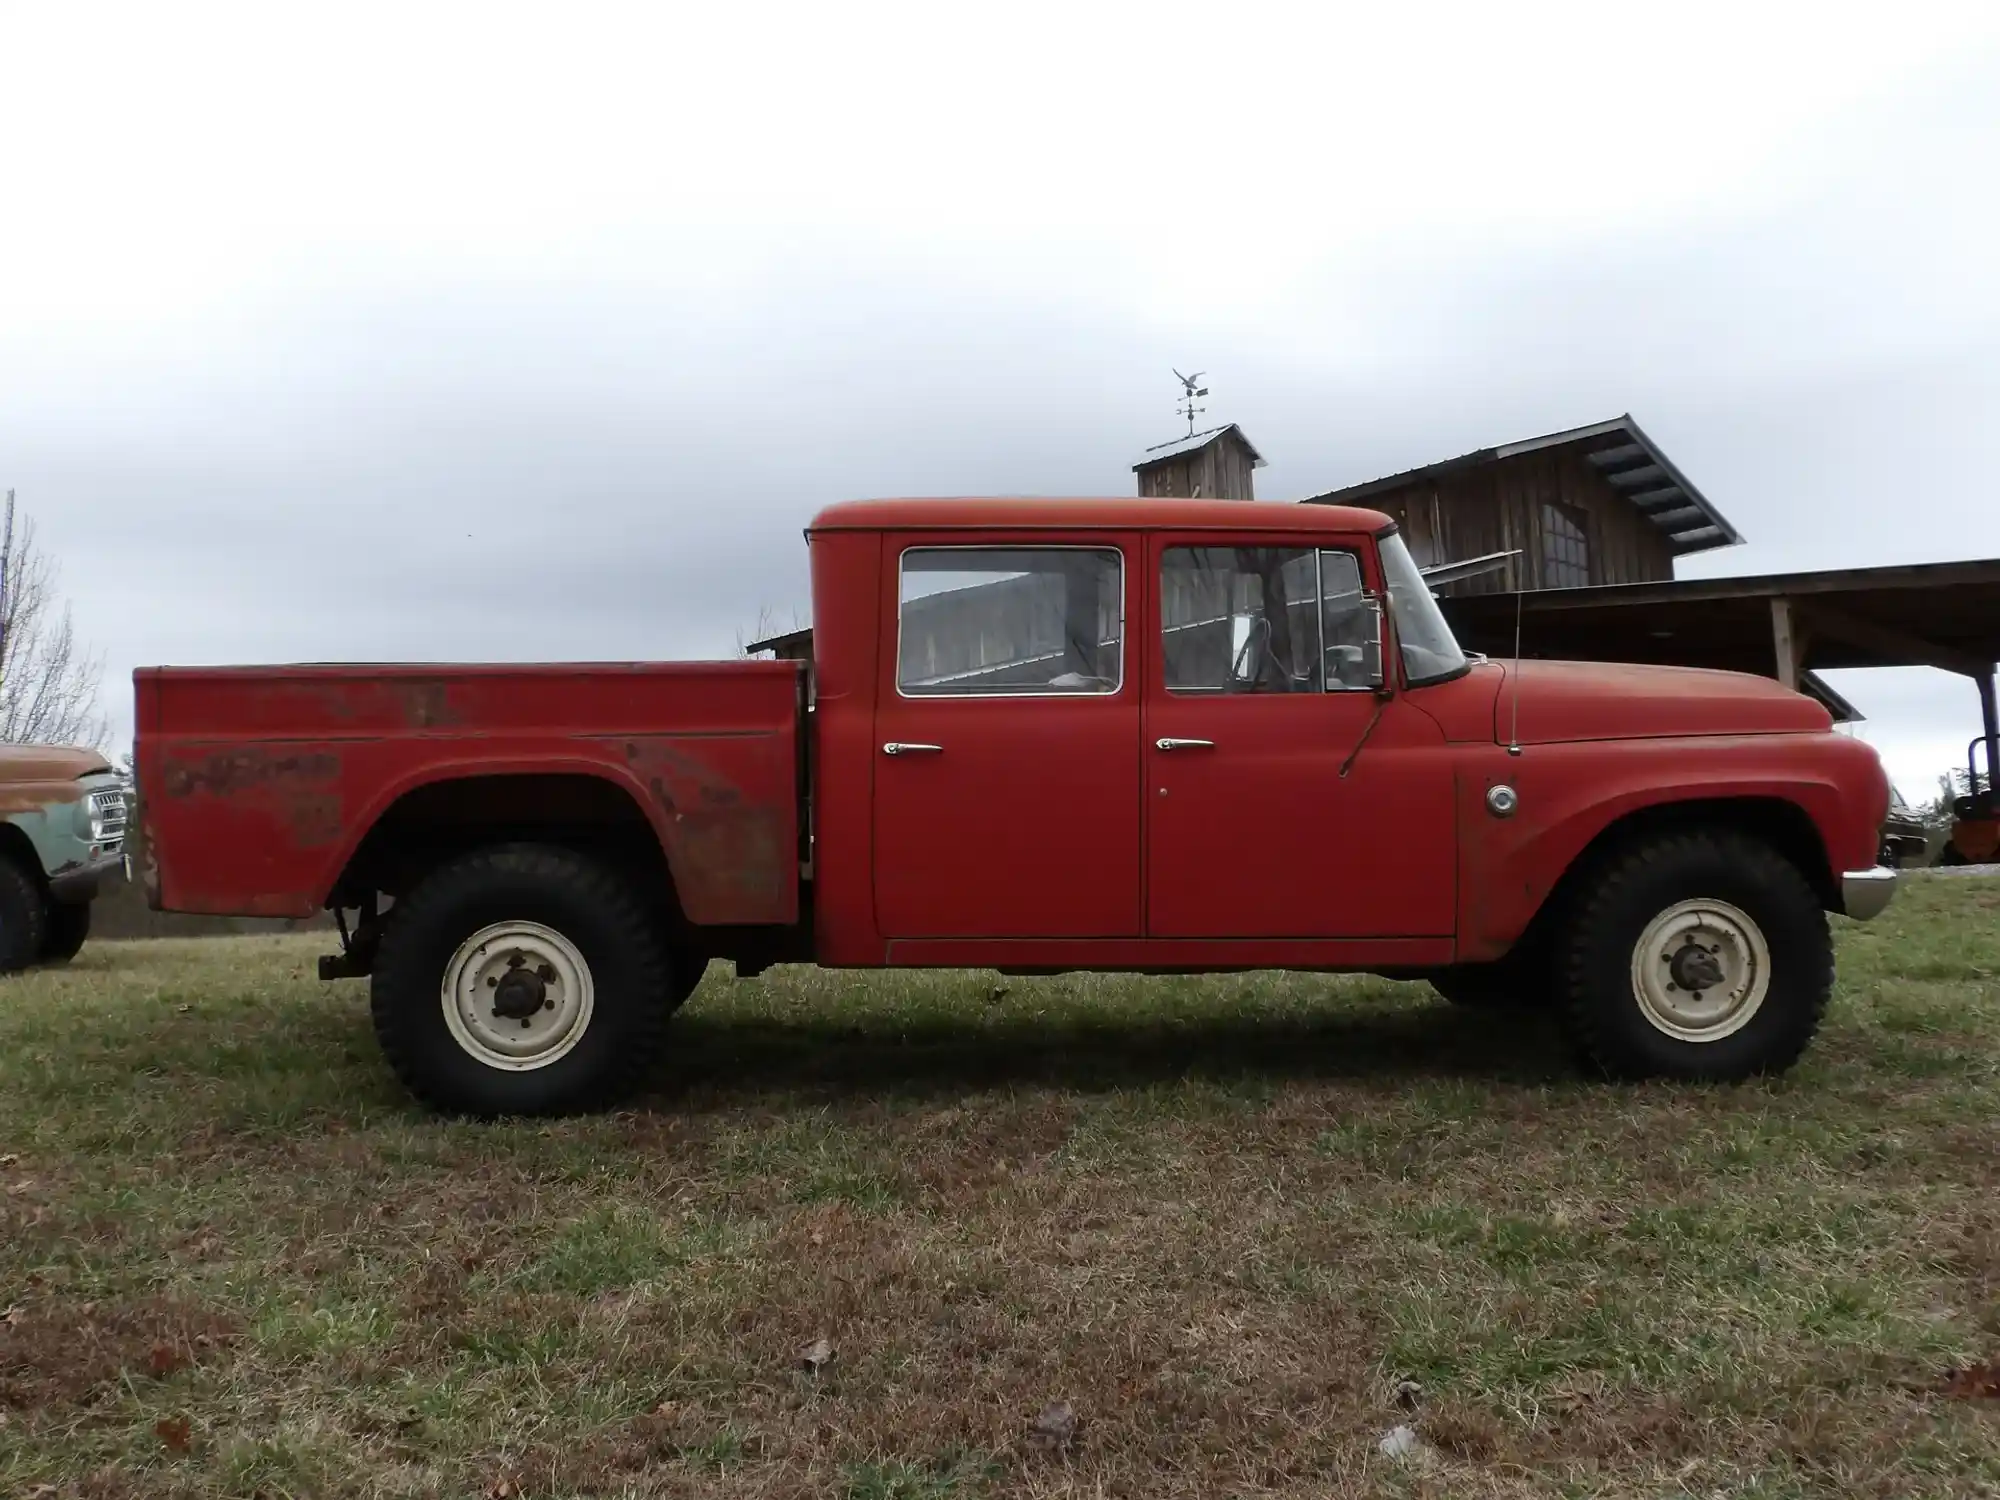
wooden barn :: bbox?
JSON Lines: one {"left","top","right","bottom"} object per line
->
{"left": 1304, "top": 414, "right": 1741, "bottom": 593}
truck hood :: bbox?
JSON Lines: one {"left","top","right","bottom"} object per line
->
{"left": 0, "top": 743, "right": 113, "bottom": 781}
{"left": 1490, "top": 660, "right": 1832, "bottom": 745}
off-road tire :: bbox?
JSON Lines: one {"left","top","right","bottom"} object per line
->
{"left": 1557, "top": 829, "right": 1830, "bottom": 1081}
{"left": 0, "top": 857, "right": 50, "bottom": 975}
{"left": 664, "top": 953, "right": 708, "bottom": 1015}
{"left": 370, "top": 843, "right": 673, "bottom": 1117}
{"left": 40, "top": 900, "right": 91, "bottom": 965}
{"left": 1429, "top": 956, "right": 1545, "bottom": 1009}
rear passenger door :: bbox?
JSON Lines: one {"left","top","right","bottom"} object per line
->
{"left": 872, "top": 538, "right": 1143, "bottom": 938}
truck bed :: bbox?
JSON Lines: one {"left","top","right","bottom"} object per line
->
{"left": 133, "top": 661, "right": 805, "bottom": 921}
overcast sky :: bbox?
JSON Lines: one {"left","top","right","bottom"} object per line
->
{"left": 4, "top": 3, "right": 1999, "bottom": 799}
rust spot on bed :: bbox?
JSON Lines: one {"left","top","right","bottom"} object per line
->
{"left": 157, "top": 749, "right": 346, "bottom": 851}
{"left": 610, "top": 735, "right": 793, "bottom": 923}
{"left": 162, "top": 750, "right": 341, "bottom": 800}
{"left": 391, "top": 680, "right": 462, "bottom": 730}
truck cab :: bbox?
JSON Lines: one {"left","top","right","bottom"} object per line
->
{"left": 135, "top": 498, "right": 1899, "bottom": 1116}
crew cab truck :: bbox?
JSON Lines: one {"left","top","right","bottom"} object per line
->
{"left": 133, "top": 499, "right": 1900, "bottom": 1116}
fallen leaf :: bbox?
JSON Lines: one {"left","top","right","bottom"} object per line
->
{"left": 1943, "top": 1360, "right": 2000, "bottom": 1399}
{"left": 1027, "top": 1398, "right": 1077, "bottom": 1453}
{"left": 1378, "top": 1424, "right": 1436, "bottom": 1467}
{"left": 156, "top": 1415, "right": 193, "bottom": 1452}
{"left": 484, "top": 1477, "right": 520, "bottom": 1499}
{"left": 0, "top": 1305, "right": 18, "bottom": 1326}
{"left": 798, "top": 1336, "right": 835, "bottom": 1374}
{"left": 809, "top": 1230, "right": 825, "bottom": 1247}
{"left": 147, "top": 1342, "right": 190, "bottom": 1377}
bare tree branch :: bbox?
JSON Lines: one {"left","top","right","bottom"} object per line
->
{"left": 0, "top": 500, "right": 110, "bottom": 749}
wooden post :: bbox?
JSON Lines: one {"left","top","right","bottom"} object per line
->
{"left": 1770, "top": 598, "right": 1801, "bottom": 690}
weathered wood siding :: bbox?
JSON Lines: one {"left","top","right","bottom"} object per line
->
{"left": 1364, "top": 449, "right": 1674, "bottom": 593}
{"left": 1136, "top": 433, "right": 1259, "bottom": 500}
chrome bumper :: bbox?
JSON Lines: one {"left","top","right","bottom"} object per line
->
{"left": 1841, "top": 866, "right": 1900, "bottom": 922}
{"left": 48, "top": 845, "right": 130, "bottom": 905}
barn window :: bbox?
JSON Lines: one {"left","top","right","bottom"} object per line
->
{"left": 1541, "top": 502, "right": 1590, "bottom": 588}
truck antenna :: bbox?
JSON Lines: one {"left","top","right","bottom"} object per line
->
{"left": 1506, "top": 576, "right": 1524, "bottom": 757}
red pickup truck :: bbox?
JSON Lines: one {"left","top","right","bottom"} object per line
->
{"left": 135, "top": 498, "right": 1898, "bottom": 1115}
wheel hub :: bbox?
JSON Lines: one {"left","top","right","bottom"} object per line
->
{"left": 490, "top": 964, "right": 548, "bottom": 1021}
{"left": 1629, "top": 898, "right": 1771, "bottom": 1043}
{"left": 1668, "top": 940, "right": 1725, "bottom": 994}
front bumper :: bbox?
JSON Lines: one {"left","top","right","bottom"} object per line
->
{"left": 48, "top": 847, "right": 130, "bottom": 905}
{"left": 1841, "top": 866, "right": 1900, "bottom": 922}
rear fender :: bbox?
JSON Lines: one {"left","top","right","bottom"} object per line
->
{"left": 316, "top": 752, "right": 797, "bottom": 927}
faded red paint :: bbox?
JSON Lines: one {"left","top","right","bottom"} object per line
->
{"left": 136, "top": 662, "right": 800, "bottom": 922}
{"left": 135, "top": 496, "right": 1894, "bottom": 963}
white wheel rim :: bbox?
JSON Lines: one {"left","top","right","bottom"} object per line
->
{"left": 441, "top": 920, "right": 595, "bottom": 1071}
{"left": 1629, "top": 897, "right": 1771, "bottom": 1043}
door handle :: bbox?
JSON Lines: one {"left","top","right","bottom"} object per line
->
{"left": 1154, "top": 737, "right": 1215, "bottom": 751}
{"left": 882, "top": 741, "right": 943, "bottom": 756}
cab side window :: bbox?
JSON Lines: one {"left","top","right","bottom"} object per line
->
{"left": 1160, "top": 546, "right": 1374, "bottom": 694}
{"left": 898, "top": 546, "right": 1124, "bottom": 696}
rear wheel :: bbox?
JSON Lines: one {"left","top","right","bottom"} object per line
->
{"left": 664, "top": 951, "right": 708, "bottom": 1014}
{"left": 370, "top": 844, "right": 673, "bottom": 1116}
{"left": 1556, "top": 830, "right": 1830, "bottom": 1081}
{"left": 40, "top": 901, "right": 91, "bottom": 965}
{"left": 0, "top": 857, "right": 49, "bottom": 975}
{"left": 1428, "top": 951, "right": 1547, "bottom": 1009}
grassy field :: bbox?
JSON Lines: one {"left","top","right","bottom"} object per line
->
{"left": 3, "top": 879, "right": 1998, "bottom": 1498}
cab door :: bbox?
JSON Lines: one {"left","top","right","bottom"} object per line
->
{"left": 872, "top": 537, "right": 1143, "bottom": 938}
{"left": 1142, "top": 535, "right": 1456, "bottom": 939}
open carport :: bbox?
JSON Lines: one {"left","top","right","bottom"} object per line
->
{"left": 1438, "top": 554, "right": 2000, "bottom": 805}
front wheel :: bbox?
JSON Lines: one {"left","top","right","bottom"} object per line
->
{"left": 40, "top": 900, "right": 92, "bottom": 965}
{"left": 1557, "top": 830, "right": 1831, "bottom": 1081}
{"left": 370, "top": 844, "right": 674, "bottom": 1116}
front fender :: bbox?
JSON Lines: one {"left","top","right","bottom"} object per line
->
{"left": 1453, "top": 736, "right": 1860, "bottom": 963}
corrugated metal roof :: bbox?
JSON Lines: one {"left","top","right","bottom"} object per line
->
{"left": 1131, "top": 423, "right": 1268, "bottom": 471}
{"left": 1304, "top": 413, "right": 1742, "bottom": 557}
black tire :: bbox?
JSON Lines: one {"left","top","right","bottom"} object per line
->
{"left": 0, "top": 857, "right": 49, "bottom": 975}
{"left": 1556, "top": 829, "right": 1831, "bottom": 1082}
{"left": 1936, "top": 842, "right": 1967, "bottom": 868}
{"left": 1429, "top": 957, "right": 1544, "bottom": 1009}
{"left": 369, "top": 843, "right": 673, "bottom": 1117}
{"left": 40, "top": 900, "right": 91, "bottom": 965}
{"left": 664, "top": 952, "right": 708, "bottom": 1014}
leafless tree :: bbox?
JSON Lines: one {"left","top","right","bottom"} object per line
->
{"left": 736, "top": 603, "right": 807, "bottom": 658}
{"left": 1, "top": 496, "right": 110, "bottom": 749}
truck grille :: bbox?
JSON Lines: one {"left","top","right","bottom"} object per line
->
{"left": 89, "top": 787, "right": 130, "bottom": 850}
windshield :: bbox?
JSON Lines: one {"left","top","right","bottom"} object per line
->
{"left": 1378, "top": 532, "right": 1469, "bottom": 686}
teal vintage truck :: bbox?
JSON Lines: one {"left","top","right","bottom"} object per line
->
{"left": 0, "top": 744, "right": 129, "bottom": 971}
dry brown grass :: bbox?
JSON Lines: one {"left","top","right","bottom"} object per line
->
{"left": 3, "top": 877, "right": 1999, "bottom": 1497}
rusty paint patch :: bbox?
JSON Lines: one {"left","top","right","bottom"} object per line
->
{"left": 161, "top": 751, "right": 340, "bottom": 800}
{"left": 392, "top": 680, "right": 462, "bottom": 730}
{"left": 611, "top": 735, "right": 793, "bottom": 921}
